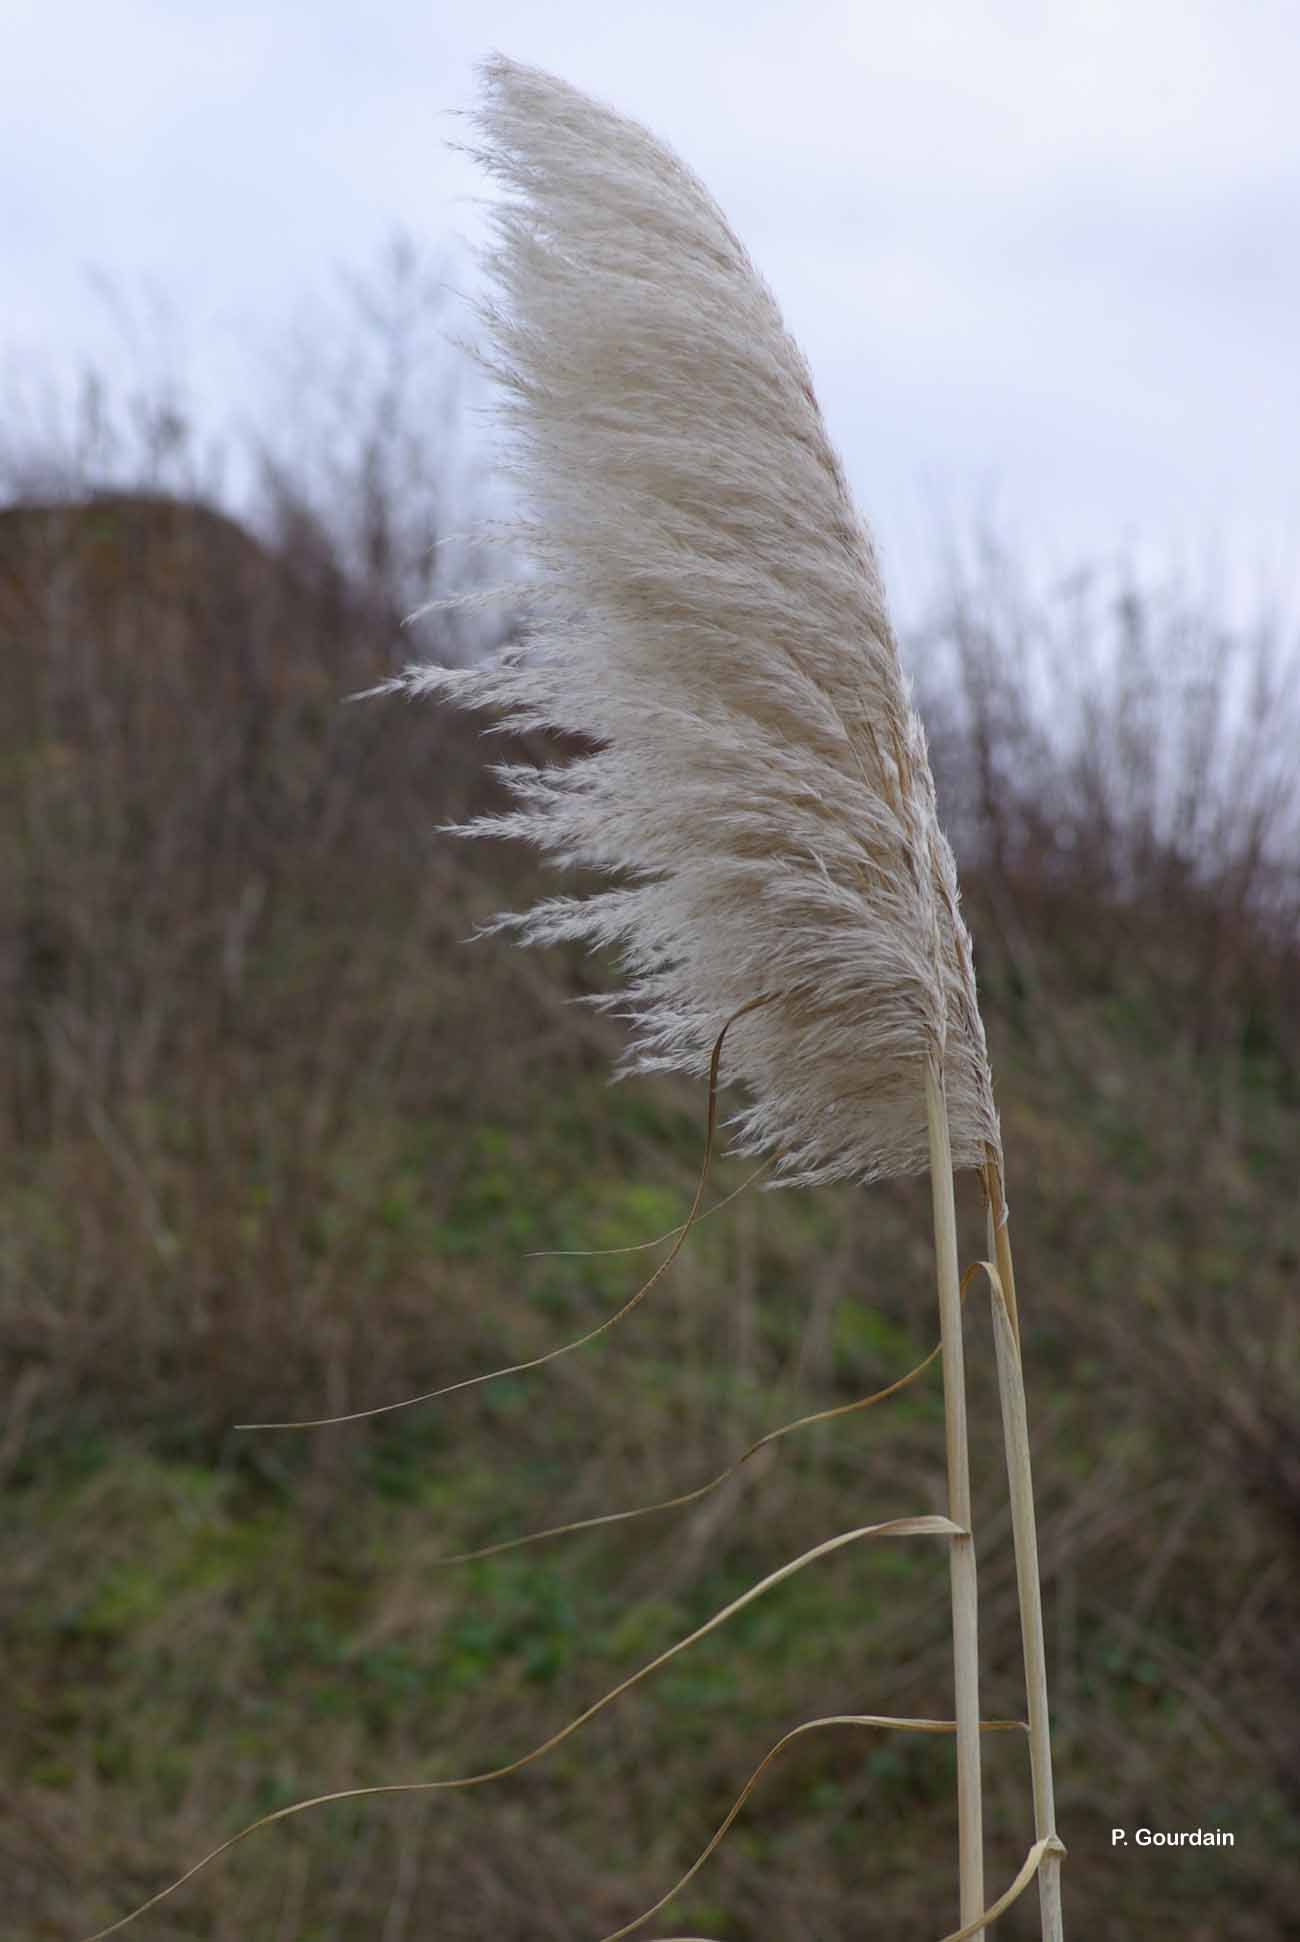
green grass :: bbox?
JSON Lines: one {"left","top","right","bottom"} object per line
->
{"left": 5, "top": 681, "right": 1298, "bottom": 1938}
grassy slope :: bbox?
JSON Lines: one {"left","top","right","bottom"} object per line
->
{"left": 3, "top": 498, "right": 1298, "bottom": 1940}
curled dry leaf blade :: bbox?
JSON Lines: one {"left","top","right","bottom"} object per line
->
{"left": 600, "top": 1711, "right": 1028, "bottom": 1942}
{"left": 237, "top": 997, "right": 768, "bottom": 1431}
{"left": 81, "top": 1517, "right": 961, "bottom": 1940}
{"left": 435, "top": 1262, "right": 984, "bottom": 1566}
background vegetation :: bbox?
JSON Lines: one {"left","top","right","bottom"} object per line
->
{"left": 3, "top": 243, "right": 1298, "bottom": 1939}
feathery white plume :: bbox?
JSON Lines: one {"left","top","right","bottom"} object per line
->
{"left": 395, "top": 53, "right": 999, "bottom": 1188}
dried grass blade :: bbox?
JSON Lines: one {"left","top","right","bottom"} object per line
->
{"left": 639, "top": 1835, "right": 1063, "bottom": 1942}
{"left": 237, "top": 998, "right": 773, "bottom": 1431}
{"left": 434, "top": 1328, "right": 947, "bottom": 1563}
{"left": 435, "top": 1263, "right": 990, "bottom": 1567}
{"left": 600, "top": 1711, "right": 1028, "bottom": 1942}
{"left": 81, "top": 1516, "right": 959, "bottom": 1940}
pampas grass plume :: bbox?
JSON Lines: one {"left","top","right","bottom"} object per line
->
{"left": 75, "top": 56, "right": 1066, "bottom": 1942}
{"left": 381, "top": 52, "right": 1063, "bottom": 1940}
{"left": 393, "top": 55, "right": 999, "bottom": 1192}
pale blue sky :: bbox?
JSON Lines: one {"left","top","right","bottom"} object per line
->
{"left": 5, "top": 0, "right": 1298, "bottom": 623}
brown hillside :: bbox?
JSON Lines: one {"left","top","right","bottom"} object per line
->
{"left": 2, "top": 493, "right": 1297, "bottom": 1941}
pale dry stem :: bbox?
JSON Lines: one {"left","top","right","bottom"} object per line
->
{"left": 925, "top": 1056, "right": 985, "bottom": 1929}
{"left": 983, "top": 1157, "right": 1065, "bottom": 1942}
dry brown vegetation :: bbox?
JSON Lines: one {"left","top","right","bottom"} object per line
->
{"left": 2, "top": 266, "right": 1299, "bottom": 1938}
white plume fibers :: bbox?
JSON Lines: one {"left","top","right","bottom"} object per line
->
{"left": 391, "top": 54, "right": 999, "bottom": 1187}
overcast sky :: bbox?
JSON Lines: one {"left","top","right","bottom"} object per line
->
{"left": 5, "top": 0, "right": 1298, "bottom": 624}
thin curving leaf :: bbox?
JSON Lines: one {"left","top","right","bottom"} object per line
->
{"left": 640, "top": 1834, "right": 1061, "bottom": 1942}
{"left": 436, "top": 1261, "right": 982, "bottom": 1566}
{"left": 524, "top": 1158, "right": 774, "bottom": 1258}
{"left": 237, "top": 996, "right": 772, "bottom": 1431}
{"left": 600, "top": 1711, "right": 1028, "bottom": 1942}
{"left": 81, "top": 1515, "right": 960, "bottom": 1940}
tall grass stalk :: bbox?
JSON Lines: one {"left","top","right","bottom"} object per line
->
{"left": 76, "top": 52, "right": 1066, "bottom": 1942}
{"left": 985, "top": 1157, "right": 1066, "bottom": 1941}
{"left": 926, "top": 1057, "right": 983, "bottom": 1928}
{"left": 377, "top": 52, "right": 1065, "bottom": 1935}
